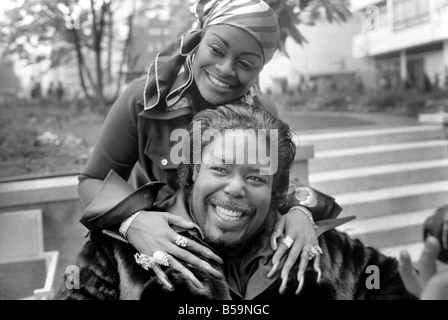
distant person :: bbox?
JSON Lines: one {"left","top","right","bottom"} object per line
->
{"left": 31, "top": 82, "right": 42, "bottom": 99}
{"left": 47, "top": 82, "right": 54, "bottom": 99}
{"left": 423, "top": 74, "right": 432, "bottom": 93}
{"left": 56, "top": 82, "right": 64, "bottom": 102}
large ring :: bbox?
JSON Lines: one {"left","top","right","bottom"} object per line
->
{"left": 311, "top": 245, "right": 323, "bottom": 256}
{"left": 281, "top": 236, "right": 294, "bottom": 249}
{"left": 174, "top": 235, "right": 189, "bottom": 248}
{"left": 135, "top": 253, "right": 156, "bottom": 271}
{"left": 303, "top": 249, "right": 316, "bottom": 260}
{"left": 153, "top": 250, "right": 170, "bottom": 267}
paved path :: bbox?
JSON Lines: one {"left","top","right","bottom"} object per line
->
{"left": 278, "top": 108, "right": 419, "bottom": 133}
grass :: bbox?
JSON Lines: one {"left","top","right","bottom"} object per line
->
{"left": 0, "top": 99, "right": 105, "bottom": 180}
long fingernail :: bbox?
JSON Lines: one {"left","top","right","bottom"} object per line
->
{"left": 191, "top": 278, "right": 204, "bottom": 289}
{"left": 295, "top": 275, "right": 304, "bottom": 295}
{"left": 279, "top": 276, "right": 287, "bottom": 295}
{"left": 204, "top": 264, "right": 224, "bottom": 279}
{"left": 163, "top": 281, "right": 173, "bottom": 291}
{"left": 317, "top": 269, "right": 322, "bottom": 283}
{"left": 208, "top": 252, "right": 223, "bottom": 265}
{"left": 267, "top": 264, "right": 277, "bottom": 278}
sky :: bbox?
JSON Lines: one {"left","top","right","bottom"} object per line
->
{"left": 0, "top": 0, "right": 16, "bottom": 14}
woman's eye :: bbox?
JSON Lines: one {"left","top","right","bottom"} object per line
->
{"left": 210, "top": 45, "right": 224, "bottom": 55}
{"left": 239, "top": 60, "right": 254, "bottom": 70}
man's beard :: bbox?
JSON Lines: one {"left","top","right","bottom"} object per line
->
{"left": 188, "top": 194, "right": 251, "bottom": 252}
{"left": 202, "top": 228, "right": 249, "bottom": 252}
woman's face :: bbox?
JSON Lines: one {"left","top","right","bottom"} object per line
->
{"left": 192, "top": 24, "right": 264, "bottom": 105}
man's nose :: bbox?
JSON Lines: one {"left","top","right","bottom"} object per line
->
{"left": 224, "top": 176, "right": 246, "bottom": 198}
{"left": 216, "top": 58, "right": 236, "bottom": 77}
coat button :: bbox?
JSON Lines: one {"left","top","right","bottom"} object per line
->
{"left": 161, "top": 159, "right": 168, "bottom": 166}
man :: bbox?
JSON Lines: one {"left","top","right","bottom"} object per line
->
{"left": 56, "top": 104, "right": 414, "bottom": 300}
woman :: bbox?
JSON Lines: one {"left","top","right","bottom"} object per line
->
{"left": 78, "top": 0, "right": 341, "bottom": 294}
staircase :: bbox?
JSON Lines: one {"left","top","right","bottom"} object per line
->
{"left": 300, "top": 125, "right": 448, "bottom": 261}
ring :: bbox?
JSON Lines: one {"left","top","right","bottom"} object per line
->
{"left": 303, "top": 249, "right": 316, "bottom": 260}
{"left": 311, "top": 245, "right": 323, "bottom": 256}
{"left": 281, "top": 236, "right": 294, "bottom": 249}
{"left": 174, "top": 235, "right": 189, "bottom": 248}
{"left": 135, "top": 253, "right": 156, "bottom": 271}
{"left": 153, "top": 250, "right": 170, "bottom": 267}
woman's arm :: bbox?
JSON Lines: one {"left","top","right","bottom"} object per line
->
{"left": 78, "top": 77, "right": 143, "bottom": 208}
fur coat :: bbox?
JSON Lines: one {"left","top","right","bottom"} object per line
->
{"left": 55, "top": 228, "right": 415, "bottom": 300}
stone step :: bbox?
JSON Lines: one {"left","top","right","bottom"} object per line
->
{"left": 299, "top": 125, "right": 444, "bottom": 151}
{"left": 310, "top": 159, "right": 448, "bottom": 194}
{"left": 309, "top": 140, "right": 448, "bottom": 172}
{"left": 337, "top": 209, "right": 434, "bottom": 250}
{"left": 0, "top": 176, "right": 79, "bottom": 208}
{"left": 380, "top": 242, "right": 424, "bottom": 262}
{"left": 335, "top": 181, "right": 448, "bottom": 219}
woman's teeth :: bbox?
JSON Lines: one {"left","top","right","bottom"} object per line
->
{"left": 215, "top": 206, "right": 243, "bottom": 222}
{"left": 208, "top": 74, "right": 232, "bottom": 88}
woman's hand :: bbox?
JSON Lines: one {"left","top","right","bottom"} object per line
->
{"left": 399, "top": 236, "right": 448, "bottom": 300}
{"left": 127, "top": 211, "right": 224, "bottom": 290}
{"left": 267, "top": 207, "right": 322, "bottom": 295}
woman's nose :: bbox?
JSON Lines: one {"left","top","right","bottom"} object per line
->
{"left": 224, "top": 176, "right": 246, "bottom": 198}
{"left": 216, "top": 58, "right": 236, "bottom": 77}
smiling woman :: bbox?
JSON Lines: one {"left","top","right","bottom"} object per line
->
{"left": 192, "top": 25, "right": 264, "bottom": 105}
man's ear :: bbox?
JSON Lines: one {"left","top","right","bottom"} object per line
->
{"left": 192, "top": 165, "right": 200, "bottom": 182}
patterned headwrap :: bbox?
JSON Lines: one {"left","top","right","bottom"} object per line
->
{"left": 144, "top": 0, "right": 280, "bottom": 111}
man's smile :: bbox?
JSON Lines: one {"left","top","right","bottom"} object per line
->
{"left": 214, "top": 205, "right": 244, "bottom": 222}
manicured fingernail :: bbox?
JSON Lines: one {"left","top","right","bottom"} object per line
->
{"left": 317, "top": 269, "right": 322, "bottom": 283}
{"left": 279, "top": 276, "right": 287, "bottom": 295}
{"left": 191, "top": 277, "right": 204, "bottom": 289}
{"left": 164, "top": 281, "right": 173, "bottom": 291}
{"left": 295, "top": 275, "right": 304, "bottom": 295}
{"left": 209, "top": 252, "right": 223, "bottom": 265}
{"left": 204, "top": 265, "right": 224, "bottom": 279}
{"left": 267, "top": 264, "right": 277, "bottom": 278}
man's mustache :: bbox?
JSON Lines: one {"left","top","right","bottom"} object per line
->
{"left": 205, "top": 196, "right": 255, "bottom": 215}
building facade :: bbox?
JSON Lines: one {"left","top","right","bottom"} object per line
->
{"left": 259, "top": 14, "right": 371, "bottom": 94}
{"left": 353, "top": 0, "right": 448, "bottom": 90}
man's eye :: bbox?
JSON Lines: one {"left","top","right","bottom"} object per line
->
{"left": 248, "top": 176, "right": 265, "bottom": 184}
{"left": 211, "top": 167, "right": 227, "bottom": 174}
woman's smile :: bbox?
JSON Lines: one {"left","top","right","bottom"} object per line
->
{"left": 206, "top": 71, "right": 238, "bottom": 90}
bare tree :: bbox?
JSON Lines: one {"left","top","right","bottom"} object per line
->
{"left": 1, "top": 0, "right": 350, "bottom": 107}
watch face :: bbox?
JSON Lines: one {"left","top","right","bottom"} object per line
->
{"left": 294, "top": 186, "right": 318, "bottom": 208}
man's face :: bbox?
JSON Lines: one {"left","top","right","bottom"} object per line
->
{"left": 190, "top": 130, "right": 273, "bottom": 251}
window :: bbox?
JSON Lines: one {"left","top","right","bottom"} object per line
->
{"left": 393, "top": 0, "right": 430, "bottom": 30}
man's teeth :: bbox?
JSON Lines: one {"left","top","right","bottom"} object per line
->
{"left": 208, "top": 74, "right": 232, "bottom": 88}
{"left": 215, "top": 206, "right": 243, "bottom": 222}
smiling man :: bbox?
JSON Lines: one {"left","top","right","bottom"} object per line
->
{"left": 56, "top": 103, "right": 415, "bottom": 300}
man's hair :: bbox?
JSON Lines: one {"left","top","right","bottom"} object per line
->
{"left": 177, "top": 103, "right": 296, "bottom": 209}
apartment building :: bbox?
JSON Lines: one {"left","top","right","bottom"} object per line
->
{"left": 353, "top": 0, "right": 448, "bottom": 90}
